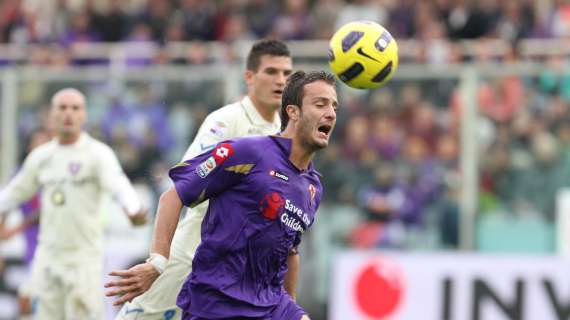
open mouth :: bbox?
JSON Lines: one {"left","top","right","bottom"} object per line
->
{"left": 273, "top": 89, "right": 283, "bottom": 96}
{"left": 317, "top": 124, "right": 332, "bottom": 138}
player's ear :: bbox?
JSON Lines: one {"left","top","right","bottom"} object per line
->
{"left": 244, "top": 70, "right": 254, "bottom": 85}
{"left": 286, "top": 105, "right": 300, "bottom": 121}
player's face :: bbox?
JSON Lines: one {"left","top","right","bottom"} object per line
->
{"left": 297, "top": 81, "right": 337, "bottom": 149}
{"left": 50, "top": 91, "right": 87, "bottom": 140}
{"left": 246, "top": 55, "right": 293, "bottom": 111}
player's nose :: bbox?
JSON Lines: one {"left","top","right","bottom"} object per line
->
{"left": 276, "top": 72, "right": 287, "bottom": 85}
{"left": 325, "top": 105, "right": 337, "bottom": 120}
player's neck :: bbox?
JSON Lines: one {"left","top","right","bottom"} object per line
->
{"left": 250, "top": 96, "right": 277, "bottom": 123}
{"left": 282, "top": 131, "right": 314, "bottom": 171}
{"left": 57, "top": 132, "right": 81, "bottom": 145}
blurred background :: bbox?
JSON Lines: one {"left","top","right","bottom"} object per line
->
{"left": 1, "top": 0, "right": 570, "bottom": 319}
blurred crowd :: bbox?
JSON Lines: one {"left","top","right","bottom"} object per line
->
{"left": 3, "top": 0, "right": 570, "bottom": 43}
{"left": 318, "top": 60, "right": 570, "bottom": 250}
{"left": 12, "top": 62, "right": 570, "bottom": 253}
{"left": 0, "top": 0, "right": 569, "bottom": 66}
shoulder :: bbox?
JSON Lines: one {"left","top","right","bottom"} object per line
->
{"left": 233, "top": 135, "right": 272, "bottom": 149}
{"left": 85, "top": 135, "right": 119, "bottom": 164}
{"left": 205, "top": 101, "right": 244, "bottom": 122}
{"left": 24, "top": 140, "right": 56, "bottom": 165}
{"left": 216, "top": 136, "right": 271, "bottom": 162}
{"left": 195, "top": 101, "right": 246, "bottom": 139}
{"left": 86, "top": 135, "right": 114, "bottom": 154}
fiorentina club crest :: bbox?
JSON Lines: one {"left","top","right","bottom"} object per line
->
{"left": 308, "top": 184, "right": 316, "bottom": 206}
{"left": 69, "top": 162, "right": 81, "bottom": 175}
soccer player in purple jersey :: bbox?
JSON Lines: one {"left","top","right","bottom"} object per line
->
{"left": 149, "top": 70, "right": 336, "bottom": 319}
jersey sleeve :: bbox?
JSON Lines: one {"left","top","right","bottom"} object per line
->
{"left": 170, "top": 139, "right": 256, "bottom": 208}
{"left": 96, "top": 144, "right": 142, "bottom": 215}
{"left": 181, "top": 109, "right": 234, "bottom": 161}
{"left": 0, "top": 152, "right": 42, "bottom": 214}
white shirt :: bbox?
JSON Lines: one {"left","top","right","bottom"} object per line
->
{"left": 171, "top": 96, "right": 281, "bottom": 263}
{"left": 182, "top": 96, "right": 281, "bottom": 161}
{"left": 0, "top": 133, "right": 141, "bottom": 263}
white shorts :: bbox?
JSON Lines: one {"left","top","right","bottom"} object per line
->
{"left": 115, "top": 208, "right": 204, "bottom": 320}
{"left": 33, "top": 259, "right": 103, "bottom": 320}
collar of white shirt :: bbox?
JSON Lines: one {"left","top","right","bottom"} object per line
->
{"left": 241, "top": 96, "right": 281, "bottom": 128}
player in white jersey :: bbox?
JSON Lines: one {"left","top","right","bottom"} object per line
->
{"left": 106, "top": 39, "right": 295, "bottom": 320}
{"left": 0, "top": 88, "right": 147, "bottom": 320}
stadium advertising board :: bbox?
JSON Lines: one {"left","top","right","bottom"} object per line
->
{"left": 330, "top": 252, "right": 570, "bottom": 320}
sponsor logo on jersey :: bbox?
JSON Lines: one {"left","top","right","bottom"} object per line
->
{"left": 259, "top": 192, "right": 285, "bottom": 220}
{"left": 196, "top": 156, "right": 217, "bottom": 178}
{"left": 269, "top": 170, "right": 289, "bottom": 181}
{"left": 284, "top": 199, "right": 311, "bottom": 225}
{"left": 259, "top": 194, "right": 312, "bottom": 231}
{"left": 213, "top": 143, "right": 234, "bottom": 165}
{"left": 280, "top": 199, "right": 312, "bottom": 232}
{"left": 209, "top": 121, "right": 227, "bottom": 138}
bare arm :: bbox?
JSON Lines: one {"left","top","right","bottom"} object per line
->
{"left": 150, "top": 186, "right": 183, "bottom": 258}
{"left": 284, "top": 251, "right": 300, "bottom": 301}
{"left": 105, "top": 186, "right": 183, "bottom": 305}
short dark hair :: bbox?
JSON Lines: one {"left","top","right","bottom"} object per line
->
{"left": 246, "top": 39, "right": 291, "bottom": 72}
{"left": 280, "top": 70, "right": 336, "bottom": 131}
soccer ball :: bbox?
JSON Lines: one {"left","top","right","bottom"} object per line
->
{"left": 328, "top": 21, "right": 398, "bottom": 89}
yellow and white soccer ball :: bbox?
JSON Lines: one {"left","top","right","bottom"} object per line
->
{"left": 329, "top": 21, "right": 399, "bottom": 89}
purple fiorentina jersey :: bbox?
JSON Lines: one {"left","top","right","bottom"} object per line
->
{"left": 169, "top": 135, "right": 322, "bottom": 318}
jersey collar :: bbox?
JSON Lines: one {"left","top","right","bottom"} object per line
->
{"left": 241, "top": 96, "right": 281, "bottom": 128}
{"left": 269, "top": 135, "right": 322, "bottom": 177}
{"left": 56, "top": 132, "right": 88, "bottom": 147}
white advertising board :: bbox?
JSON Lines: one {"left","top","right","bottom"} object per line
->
{"left": 330, "top": 251, "right": 570, "bottom": 320}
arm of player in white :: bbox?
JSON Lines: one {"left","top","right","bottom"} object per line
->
{"left": 0, "top": 155, "right": 41, "bottom": 216}
{"left": 105, "top": 185, "right": 182, "bottom": 305}
{"left": 97, "top": 145, "right": 147, "bottom": 226}
{"left": 105, "top": 115, "right": 235, "bottom": 304}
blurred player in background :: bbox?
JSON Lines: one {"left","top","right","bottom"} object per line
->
{"left": 0, "top": 128, "right": 51, "bottom": 320}
{"left": 0, "top": 88, "right": 147, "bottom": 320}
{"left": 106, "top": 38, "right": 294, "bottom": 320}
